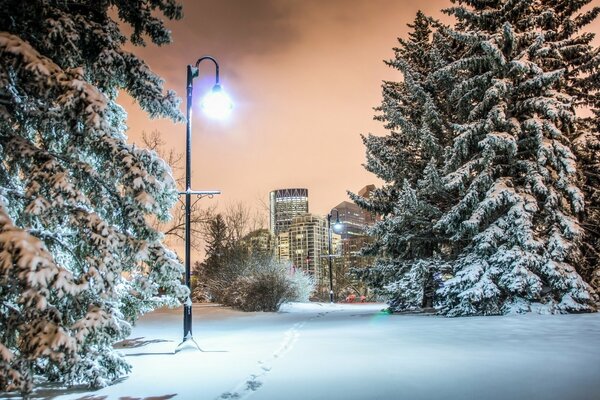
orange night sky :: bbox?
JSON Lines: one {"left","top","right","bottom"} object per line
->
{"left": 120, "top": 0, "right": 600, "bottom": 222}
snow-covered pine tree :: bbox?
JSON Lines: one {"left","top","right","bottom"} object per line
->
{"left": 542, "top": 0, "right": 600, "bottom": 293}
{"left": 582, "top": 114, "right": 600, "bottom": 291}
{"left": 0, "top": 0, "right": 187, "bottom": 394}
{"left": 351, "top": 12, "right": 453, "bottom": 311}
{"left": 576, "top": 108, "right": 600, "bottom": 292}
{"left": 434, "top": 0, "right": 598, "bottom": 315}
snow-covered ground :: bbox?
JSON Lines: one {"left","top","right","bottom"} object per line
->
{"left": 8, "top": 302, "right": 600, "bottom": 400}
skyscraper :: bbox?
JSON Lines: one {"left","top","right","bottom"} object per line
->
{"left": 276, "top": 231, "right": 291, "bottom": 262}
{"left": 357, "top": 184, "right": 378, "bottom": 225}
{"left": 269, "top": 188, "right": 309, "bottom": 236}
{"left": 357, "top": 184, "right": 376, "bottom": 198}
{"left": 326, "top": 185, "right": 378, "bottom": 299}
{"left": 330, "top": 200, "right": 369, "bottom": 240}
{"left": 287, "top": 213, "right": 340, "bottom": 294}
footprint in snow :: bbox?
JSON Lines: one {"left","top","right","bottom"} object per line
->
{"left": 217, "top": 316, "right": 307, "bottom": 399}
{"left": 219, "top": 392, "right": 240, "bottom": 399}
{"left": 246, "top": 379, "right": 263, "bottom": 391}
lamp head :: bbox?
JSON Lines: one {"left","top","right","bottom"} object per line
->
{"left": 333, "top": 220, "right": 343, "bottom": 233}
{"left": 201, "top": 84, "right": 233, "bottom": 119}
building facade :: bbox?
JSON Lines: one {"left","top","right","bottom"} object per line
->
{"left": 327, "top": 185, "right": 378, "bottom": 299}
{"left": 331, "top": 200, "right": 369, "bottom": 240}
{"left": 287, "top": 214, "right": 327, "bottom": 280}
{"left": 357, "top": 184, "right": 378, "bottom": 225}
{"left": 269, "top": 188, "right": 309, "bottom": 237}
{"left": 276, "top": 231, "right": 291, "bottom": 262}
{"left": 286, "top": 213, "right": 340, "bottom": 295}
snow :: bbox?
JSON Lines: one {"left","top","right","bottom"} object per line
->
{"left": 13, "top": 302, "right": 600, "bottom": 400}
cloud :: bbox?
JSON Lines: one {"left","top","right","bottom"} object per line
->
{"left": 177, "top": 0, "right": 299, "bottom": 58}
{"left": 122, "top": 0, "right": 305, "bottom": 93}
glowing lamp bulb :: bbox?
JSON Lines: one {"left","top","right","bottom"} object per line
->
{"left": 333, "top": 221, "right": 343, "bottom": 233}
{"left": 201, "top": 84, "right": 233, "bottom": 119}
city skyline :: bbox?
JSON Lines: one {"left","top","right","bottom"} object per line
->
{"left": 267, "top": 184, "right": 375, "bottom": 299}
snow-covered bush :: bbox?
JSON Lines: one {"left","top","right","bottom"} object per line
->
{"left": 0, "top": 0, "right": 185, "bottom": 394}
{"left": 227, "top": 266, "right": 295, "bottom": 312}
{"left": 288, "top": 267, "right": 315, "bottom": 303}
{"left": 198, "top": 248, "right": 314, "bottom": 312}
{"left": 193, "top": 211, "right": 313, "bottom": 311}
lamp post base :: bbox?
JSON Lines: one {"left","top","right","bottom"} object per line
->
{"left": 175, "top": 335, "right": 203, "bottom": 353}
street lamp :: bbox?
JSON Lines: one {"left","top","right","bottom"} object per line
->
{"left": 177, "top": 56, "right": 232, "bottom": 352}
{"left": 327, "top": 209, "right": 343, "bottom": 303}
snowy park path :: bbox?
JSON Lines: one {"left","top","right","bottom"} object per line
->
{"left": 14, "top": 302, "right": 600, "bottom": 400}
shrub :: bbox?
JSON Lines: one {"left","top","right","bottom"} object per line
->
{"left": 228, "top": 271, "right": 294, "bottom": 312}
{"left": 288, "top": 268, "right": 315, "bottom": 303}
{"left": 196, "top": 249, "right": 314, "bottom": 311}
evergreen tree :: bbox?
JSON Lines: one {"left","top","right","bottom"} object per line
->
{"left": 357, "top": 1, "right": 599, "bottom": 316}
{"left": 575, "top": 109, "right": 600, "bottom": 291}
{"left": 351, "top": 12, "right": 452, "bottom": 310}
{"left": 545, "top": 0, "right": 600, "bottom": 293}
{"left": 0, "top": 0, "right": 186, "bottom": 393}
{"left": 195, "top": 213, "right": 231, "bottom": 286}
{"left": 434, "top": 0, "right": 597, "bottom": 315}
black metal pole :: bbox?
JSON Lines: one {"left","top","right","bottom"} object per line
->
{"left": 327, "top": 213, "right": 334, "bottom": 303}
{"left": 180, "top": 56, "right": 221, "bottom": 346}
{"left": 183, "top": 64, "right": 193, "bottom": 341}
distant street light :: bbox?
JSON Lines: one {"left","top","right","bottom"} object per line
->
{"left": 327, "top": 209, "right": 343, "bottom": 303}
{"left": 177, "top": 56, "right": 232, "bottom": 352}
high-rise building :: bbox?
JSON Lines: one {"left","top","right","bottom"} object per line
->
{"left": 357, "top": 184, "right": 378, "bottom": 225}
{"left": 330, "top": 200, "right": 369, "bottom": 240}
{"left": 357, "top": 184, "right": 376, "bottom": 198}
{"left": 288, "top": 214, "right": 327, "bottom": 279}
{"left": 276, "top": 231, "right": 291, "bottom": 262}
{"left": 269, "top": 188, "right": 309, "bottom": 237}
{"left": 326, "top": 185, "right": 378, "bottom": 299}
{"left": 287, "top": 213, "right": 340, "bottom": 292}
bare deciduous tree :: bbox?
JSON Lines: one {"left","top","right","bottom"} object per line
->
{"left": 141, "top": 130, "right": 214, "bottom": 251}
{"left": 214, "top": 201, "right": 267, "bottom": 244}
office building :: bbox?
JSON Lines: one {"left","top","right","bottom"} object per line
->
{"left": 269, "top": 188, "right": 309, "bottom": 237}
{"left": 327, "top": 185, "right": 378, "bottom": 299}
{"left": 276, "top": 231, "right": 291, "bottom": 262}
{"left": 287, "top": 213, "right": 340, "bottom": 291}
{"left": 357, "top": 184, "right": 378, "bottom": 225}
{"left": 357, "top": 184, "right": 376, "bottom": 199}
{"left": 241, "top": 229, "right": 274, "bottom": 255}
{"left": 330, "top": 200, "right": 369, "bottom": 240}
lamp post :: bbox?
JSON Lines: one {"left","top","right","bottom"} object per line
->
{"left": 326, "top": 209, "right": 343, "bottom": 303}
{"left": 177, "top": 56, "right": 232, "bottom": 351}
